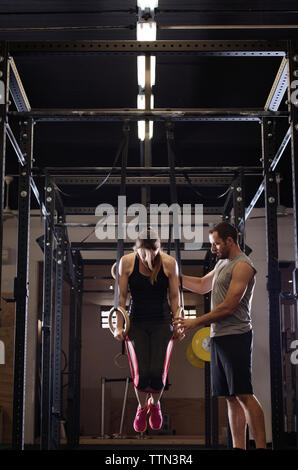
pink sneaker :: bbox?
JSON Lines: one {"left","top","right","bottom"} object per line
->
{"left": 148, "top": 397, "right": 163, "bottom": 430}
{"left": 133, "top": 404, "right": 148, "bottom": 432}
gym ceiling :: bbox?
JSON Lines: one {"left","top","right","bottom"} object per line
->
{"left": 0, "top": 0, "right": 297, "bottom": 211}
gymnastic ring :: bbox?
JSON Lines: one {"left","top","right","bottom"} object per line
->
{"left": 113, "top": 352, "right": 128, "bottom": 369}
{"left": 173, "top": 306, "right": 185, "bottom": 340}
{"left": 175, "top": 306, "right": 184, "bottom": 318}
{"left": 109, "top": 306, "right": 130, "bottom": 337}
{"left": 111, "top": 262, "right": 117, "bottom": 280}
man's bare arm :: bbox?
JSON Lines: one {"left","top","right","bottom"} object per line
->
{"left": 182, "top": 268, "right": 216, "bottom": 295}
{"left": 175, "top": 262, "right": 254, "bottom": 331}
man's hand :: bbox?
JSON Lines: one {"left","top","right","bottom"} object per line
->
{"left": 173, "top": 316, "right": 200, "bottom": 333}
{"left": 113, "top": 327, "right": 126, "bottom": 341}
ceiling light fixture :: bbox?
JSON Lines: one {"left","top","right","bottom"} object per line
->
{"left": 137, "top": 93, "right": 154, "bottom": 140}
{"left": 136, "top": 20, "right": 157, "bottom": 41}
{"left": 137, "top": 55, "right": 156, "bottom": 89}
{"left": 137, "top": 93, "right": 154, "bottom": 110}
{"left": 138, "top": 121, "right": 153, "bottom": 141}
{"left": 136, "top": 1, "right": 157, "bottom": 141}
{"left": 137, "top": 0, "right": 158, "bottom": 11}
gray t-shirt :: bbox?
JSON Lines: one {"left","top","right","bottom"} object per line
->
{"left": 210, "top": 253, "right": 256, "bottom": 338}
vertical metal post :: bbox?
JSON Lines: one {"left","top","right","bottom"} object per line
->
{"left": 203, "top": 253, "right": 211, "bottom": 449}
{"left": 144, "top": 53, "right": 152, "bottom": 168}
{"left": 262, "top": 117, "right": 284, "bottom": 449}
{"left": 211, "top": 395, "right": 219, "bottom": 448}
{"left": 204, "top": 362, "right": 211, "bottom": 448}
{"left": 222, "top": 186, "right": 233, "bottom": 223}
{"left": 67, "top": 271, "right": 77, "bottom": 448}
{"left": 51, "top": 224, "right": 65, "bottom": 449}
{"left": 114, "top": 124, "right": 129, "bottom": 307}
{"left": 166, "top": 122, "right": 183, "bottom": 307}
{"left": 280, "top": 301, "right": 288, "bottom": 433}
{"left": 12, "top": 118, "right": 34, "bottom": 449}
{"left": 203, "top": 250, "right": 218, "bottom": 448}
{"left": 233, "top": 171, "right": 248, "bottom": 447}
{"left": 289, "top": 303, "right": 297, "bottom": 445}
{"left": 119, "top": 377, "right": 130, "bottom": 436}
{"left": 233, "top": 172, "right": 245, "bottom": 251}
{"left": 100, "top": 377, "right": 106, "bottom": 438}
{"left": 140, "top": 54, "right": 152, "bottom": 208}
{"left": 40, "top": 178, "right": 55, "bottom": 450}
{"left": 73, "top": 252, "right": 83, "bottom": 447}
{"left": 0, "top": 41, "right": 8, "bottom": 295}
{"left": 288, "top": 40, "right": 298, "bottom": 450}
{"left": 67, "top": 251, "right": 83, "bottom": 448}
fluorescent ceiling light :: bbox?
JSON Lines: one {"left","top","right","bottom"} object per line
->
{"left": 137, "top": 21, "right": 157, "bottom": 41}
{"left": 138, "top": 121, "right": 153, "bottom": 141}
{"left": 137, "top": 0, "right": 158, "bottom": 9}
{"left": 137, "top": 93, "right": 154, "bottom": 110}
{"left": 137, "top": 94, "right": 154, "bottom": 140}
{"left": 137, "top": 55, "right": 156, "bottom": 88}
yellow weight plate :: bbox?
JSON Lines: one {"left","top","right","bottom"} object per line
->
{"left": 186, "top": 343, "right": 205, "bottom": 369}
{"left": 192, "top": 327, "right": 211, "bottom": 362}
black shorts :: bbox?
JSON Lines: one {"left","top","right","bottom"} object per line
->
{"left": 125, "top": 320, "right": 174, "bottom": 393}
{"left": 210, "top": 330, "right": 253, "bottom": 397}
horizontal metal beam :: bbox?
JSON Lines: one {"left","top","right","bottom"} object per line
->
{"left": 83, "top": 258, "right": 206, "bottom": 266}
{"left": 9, "top": 108, "right": 287, "bottom": 122}
{"left": 61, "top": 223, "right": 209, "bottom": 230}
{"left": 83, "top": 276, "right": 113, "bottom": 280}
{"left": 8, "top": 40, "right": 287, "bottom": 55}
{"left": 64, "top": 206, "right": 224, "bottom": 215}
{"left": 2, "top": 24, "right": 298, "bottom": 34}
{"left": 160, "top": 24, "right": 298, "bottom": 31}
{"left": 83, "top": 290, "right": 114, "bottom": 293}
{"left": 53, "top": 175, "right": 232, "bottom": 186}
{"left": 45, "top": 165, "right": 263, "bottom": 174}
{"left": 72, "top": 242, "right": 212, "bottom": 251}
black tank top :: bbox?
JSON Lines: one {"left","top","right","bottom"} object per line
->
{"left": 128, "top": 254, "right": 172, "bottom": 323}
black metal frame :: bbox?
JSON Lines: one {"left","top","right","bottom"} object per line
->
{"left": 0, "top": 41, "right": 8, "bottom": 296}
{"left": 288, "top": 41, "right": 298, "bottom": 452}
{"left": 40, "top": 177, "right": 55, "bottom": 450}
{"left": 203, "top": 250, "right": 218, "bottom": 449}
{"left": 66, "top": 250, "right": 84, "bottom": 449}
{"left": 262, "top": 117, "right": 284, "bottom": 450}
{"left": 51, "top": 224, "right": 64, "bottom": 449}
{"left": 12, "top": 118, "right": 34, "bottom": 449}
{"left": 0, "top": 38, "right": 296, "bottom": 450}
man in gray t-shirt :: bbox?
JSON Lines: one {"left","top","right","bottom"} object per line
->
{"left": 173, "top": 221, "right": 266, "bottom": 450}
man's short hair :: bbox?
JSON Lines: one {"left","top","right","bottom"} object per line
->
{"left": 210, "top": 222, "right": 238, "bottom": 244}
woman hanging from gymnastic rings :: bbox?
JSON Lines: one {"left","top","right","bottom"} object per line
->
{"left": 112, "top": 227, "right": 185, "bottom": 433}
